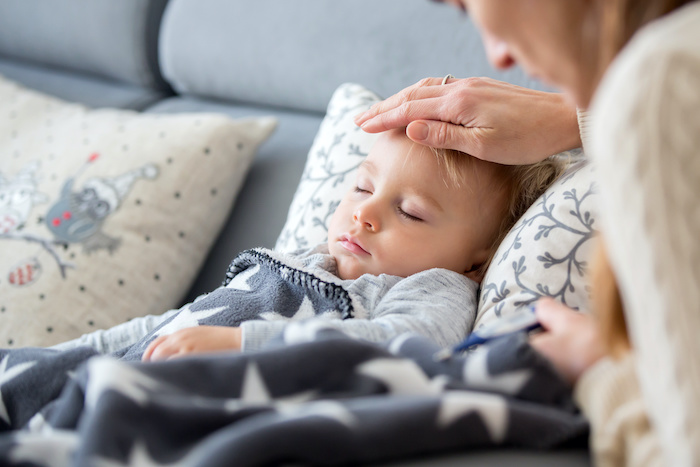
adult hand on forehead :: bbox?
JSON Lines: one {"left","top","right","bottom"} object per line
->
{"left": 354, "top": 77, "right": 581, "bottom": 165}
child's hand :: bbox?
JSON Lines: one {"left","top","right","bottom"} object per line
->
{"left": 142, "top": 326, "right": 242, "bottom": 362}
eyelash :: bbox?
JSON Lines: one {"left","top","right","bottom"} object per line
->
{"left": 354, "top": 186, "right": 423, "bottom": 222}
{"left": 397, "top": 207, "right": 422, "bottom": 222}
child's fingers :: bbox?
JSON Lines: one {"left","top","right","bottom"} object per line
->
{"left": 142, "top": 335, "right": 168, "bottom": 361}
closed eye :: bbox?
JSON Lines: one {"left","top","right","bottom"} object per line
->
{"left": 354, "top": 186, "right": 371, "bottom": 194}
{"left": 397, "top": 206, "right": 423, "bottom": 222}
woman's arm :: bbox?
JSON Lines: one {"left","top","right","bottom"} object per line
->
{"left": 575, "top": 355, "right": 663, "bottom": 467}
{"left": 354, "top": 77, "right": 581, "bottom": 164}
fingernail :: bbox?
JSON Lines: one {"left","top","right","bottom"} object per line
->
{"left": 354, "top": 111, "right": 366, "bottom": 123}
{"left": 412, "top": 122, "right": 429, "bottom": 141}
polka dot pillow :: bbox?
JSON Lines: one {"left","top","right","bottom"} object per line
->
{"left": 0, "top": 75, "right": 276, "bottom": 347}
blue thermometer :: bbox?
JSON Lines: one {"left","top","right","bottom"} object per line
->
{"left": 434, "top": 305, "right": 542, "bottom": 361}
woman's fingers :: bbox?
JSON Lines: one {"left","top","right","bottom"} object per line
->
{"left": 358, "top": 95, "right": 455, "bottom": 133}
{"left": 529, "top": 299, "right": 606, "bottom": 384}
{"left": 355, "top": 76, "right": 580, "bottom": 165}
{"left": 405, "top": 120, "right": 484, "bottom": 155}
{"left": 354, "top": 77, "right": 449, "bottom": 126}
{"left": 533, "top": 297, "right": 575, "bottom": 331}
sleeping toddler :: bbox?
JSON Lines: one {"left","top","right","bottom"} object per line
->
{"left": 53, "top": 128, "right": 563, "bottom": 361}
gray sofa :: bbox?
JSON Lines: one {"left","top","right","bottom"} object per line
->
{"left": 0, "top": 0, "right": 589, "bottom": 465}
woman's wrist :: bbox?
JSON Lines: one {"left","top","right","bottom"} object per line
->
{"left": 550, "top": 92, "right": 582, "bottom": 153}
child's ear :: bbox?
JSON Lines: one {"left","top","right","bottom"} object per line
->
{"left": 463, "top": 264, "right": 485, "bottom": 283}
{"left": 462, "top": 248, "right": 491, "bottom": 283}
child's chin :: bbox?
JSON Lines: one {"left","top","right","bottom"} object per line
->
{"left": 336, "top": 261, "right": 366, "bottom": 281}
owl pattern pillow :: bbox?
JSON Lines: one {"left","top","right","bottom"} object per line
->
{"left": 0, "top": 75, "right": 276, "bottom": 346}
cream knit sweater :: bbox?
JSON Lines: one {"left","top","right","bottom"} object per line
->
{"left": 574, "top": 2, "right": 700, "bottom": 466}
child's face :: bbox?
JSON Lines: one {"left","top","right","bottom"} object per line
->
{"left": 328, "top": 129, "right": 505, "bottom": 281}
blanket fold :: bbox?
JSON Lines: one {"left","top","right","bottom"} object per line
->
{"left": 0, "top": 326, "right": 587, "bottom": 466}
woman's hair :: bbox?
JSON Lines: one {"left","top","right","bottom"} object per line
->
{"left": 591, "top": 241, "right": 630, "bottom": 357}
{"left": 596, "top": 0, "right": 696, "bottom": 68}
{"left": 431, "top": 147, "right": 566, "bottom": 277}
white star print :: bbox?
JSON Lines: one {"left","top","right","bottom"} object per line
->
{"left": 150, "top": 303, "right": 228, "bottom": 340}
{"left": 222, "top": 389, "right": 318, "bottom": 413}
{"left": 0, "top": 355, "right": 37, "bottom": 424}
{"left": 91, "top": 440, "right": 190, "bottom": 467}
{"left": 462, "top": 347, "right": 531, "bottom": 394}
{"left": 239, "top": 362, "right": 271, "bottom": 403}
{"left": 224, "top": 264, "right": 260, "bottom": 291}
{"left": 386, "top": 333, "right": 416, "bottom": 355}
{"left": 84, "top": 357, "right": 167, "bottom": 409}
{"left": 8, "top": 430, "right": 78, "bottom": 466}
{"left": 26, "top": 412, "right": 49, "bottom": 433}
{"left": 356, "top": 358, "right": 442, "bottom": 396}
{"left": 258, "top": 295, "right": 318, "bottom": 321}
{"left": 221, "top": 362, "right": 318, "bottom": 413}
{"left": 277, "top": 400, "right": 358, "bottom": 429}
{"left": 281, "top": 320, "right": 337, "bottom": 346}
{"left": 436, "top": 391, "right": 508, "bottom": 443}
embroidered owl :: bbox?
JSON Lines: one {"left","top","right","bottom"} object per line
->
{"left": 46, "top": 159, "right": 159, "bottom": 254}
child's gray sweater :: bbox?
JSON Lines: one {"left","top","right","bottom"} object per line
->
{"left": 53, "top": 244, "right": 478, "bottom": 354}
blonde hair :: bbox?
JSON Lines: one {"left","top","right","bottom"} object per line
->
{"left": 430, "top": 147, "right": 566, "bottom": 277}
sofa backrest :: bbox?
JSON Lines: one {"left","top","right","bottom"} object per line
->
{"left": 159, "top": 0, "right": 548, "bottom": 114}
{"left": 0, "top": 0, "right": 170, "bottom": 91}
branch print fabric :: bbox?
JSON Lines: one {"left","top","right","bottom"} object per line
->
{"left": 477, "top": 158, "right": 598, "bottom": 327}
{"left": 275, "top": 83, "right": 381, "bottom": 252}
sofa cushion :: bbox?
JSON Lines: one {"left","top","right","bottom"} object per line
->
{"left": 158, "top": 0, "right": 546, "bottom": 113}
{"left": 0, "top": 75, "right": 276, "bottom": 347}
{"left": 0, "top": 0, "right": 169, "bottom": 90}
{"left": 0, "top": 59, "right": 167, "bottom": 111}
{"left": 276, "top": 83, "right": 597, "bottom": 325}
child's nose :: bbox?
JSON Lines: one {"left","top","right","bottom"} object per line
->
{"left": 353, "top": 208, "right": 377, "bottom": 232}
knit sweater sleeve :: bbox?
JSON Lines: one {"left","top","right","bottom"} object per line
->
{"left": 588, "top": 5, "right": 700, "bottom": 465}
{"left": 241, "top": 269, "right": 478, "bottom": 351}
{"left": 575, "top": 355, "right": 662, "bottom": 467}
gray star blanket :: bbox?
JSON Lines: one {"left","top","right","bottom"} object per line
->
{"left": 114, "top": 248, "right": 358, "bottom": 361}
{"left": 0, "top": 250, "right": 588, "bottom": 466}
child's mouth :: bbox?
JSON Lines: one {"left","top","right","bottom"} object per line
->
{"left": 339, "top": 235, "right": 370, "bottom": 255}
